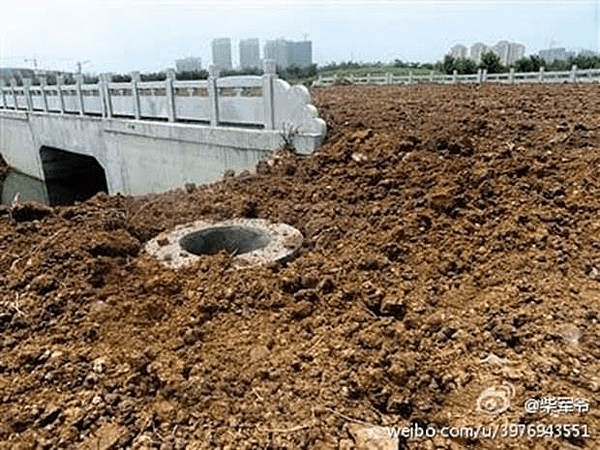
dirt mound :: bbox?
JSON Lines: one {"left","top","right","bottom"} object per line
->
{"left": 0, "top": 84, "right": 598, "bottom": 449}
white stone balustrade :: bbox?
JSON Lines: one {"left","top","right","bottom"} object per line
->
{"left": 0, "top": 60, "right": 326, "bottom": 151}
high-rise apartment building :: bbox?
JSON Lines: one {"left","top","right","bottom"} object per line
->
{"left": 264, "top": 39, "right": 313, "bottom": 69}
{"left": 470, "top": 43, "right": 491, "bottom": 64}
{"left": 538, "top": 48, "right": 573, "bottom": 63}
{"left": 175, "top": 57, "right": 203, "bottom": 72}
{"left": 450, "top": 44, "right": 468, "bottom": 59}
{"left": 239, "top": 38, "right": 261, "bottom": 70}
{"left": 211, "top": 38, "right": 232, "bottom": 71}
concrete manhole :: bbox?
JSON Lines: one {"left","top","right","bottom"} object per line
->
{"left": 145, "top": 218, "right": 303, "bottom": 269}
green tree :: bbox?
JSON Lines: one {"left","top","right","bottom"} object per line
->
{"left": 479, "top": 51, "right": 506, "bottom": 74}
{"left": 513, "top": 55, "right": 543, "bottom": 73}
{"left": 442, "top": 54, "right": 456, "bottom": 74}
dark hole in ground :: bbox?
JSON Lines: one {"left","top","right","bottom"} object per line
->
{"left": 179, "top": 226, "right": 271, "bottom": 256}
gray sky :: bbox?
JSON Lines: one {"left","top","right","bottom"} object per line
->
{"left": 1, "top": 0, "right": 598, "bottom": 74}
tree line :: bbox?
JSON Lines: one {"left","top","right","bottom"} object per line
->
{"left": 440, "top": 52, "right": 600, "bottom": 75}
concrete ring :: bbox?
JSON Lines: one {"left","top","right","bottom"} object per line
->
{"left": 145, "top": 218, "right": 303, "bottom": 269}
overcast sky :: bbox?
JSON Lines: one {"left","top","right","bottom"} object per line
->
{"left": 0, "top": 0, "right": 598, "bottom": 74}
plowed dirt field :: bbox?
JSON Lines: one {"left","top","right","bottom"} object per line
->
{"left": 0, "top": 84, "right": 598, "bottom": 449}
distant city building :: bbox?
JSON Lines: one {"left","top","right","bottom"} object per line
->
{"left": 175, "top": 57, "right": 203, "bottom": 72}
{"left": 264, "top": 39, "right": 313, "bottom": 69}
{"left": 470, "top": 42, "right": 491, "bottom": 63}
{"left": 491, "top": 41, "right": 524, "bottom": 65}
{"left": 577, "top": 49, "right": 598, "bottom": 57}
{"left": 507, "top": 43, "right": 525, "bottom": 64}
{"left": 289, "top": 41, "right": 313, "bottom": 68}
{"left": 212, "top": 38, "right": 233, "bottom": 71}
{"left": 239, "top": 38, "right": 261, "bottom": 70}
{"left": 450, "top": 44, "right": 468, "bottom": 59}
{"left": 457, "top": 41, "right": 525, "bottom": 65}
{"left": 538, "top": 47, "right": 573, "bottom": 63}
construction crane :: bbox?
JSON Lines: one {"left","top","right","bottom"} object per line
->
{"left": 24, "top": 57, "right": 39, "bottom": 69}
{"left": 76, "top": 60, "right": 91, "bottom": 74}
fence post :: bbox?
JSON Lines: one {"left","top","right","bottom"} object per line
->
{"left": 367, "top": 73, "right": 371, "bottom": 84}
{"left": 571, "top": 65, "right": 577, "bottom": 83}
{"left": 39, "top": 76, "right": 48, "bottom": 112}
{"left": 482, "top": 68, "right": 488, "bottom": 82}
{"left": 453, "top": 70, "right": 457, "bottom": 84}
{"left": 429, "top": 70, "right": 434, "bottom": 83}
{"left": 23, "top": 78, "right": 33, "bottom": 111}
{"left": 75, "top": 74, "right": 85, "bottom": 116}
{"left": 261, "top": 60, "right": 276, "bottom": 130}
{"left": 56, "top": 74, "right": 66, "bottom": 114}
{"left": 208, "top": 65, "right": 221, "bottom": 127}
{"left": 131, "top": 71, "right": 141, "bottom": 120}
{"left": 538, "top": 67, "right": 544, "bottom": 82}
{"left": 10, "top": 78, "right": 19, "bottom": 110}
{"left": 408, "top": 71, "right": 413, "bottom": 85}
{"left": 166, "top": 69, "right": 176, "bottom": 122}
{"left": 509, "top": 68, "right": 515, "bottom": 84}
{"left": 100, "top": 73, "right": 112, "bottom": 118}
{"left": 0, "top": 79, "right": 5, "bottom": 108}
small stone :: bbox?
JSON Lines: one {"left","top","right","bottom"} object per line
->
{"left": 93, "top": 358, "right": 107, "bottom": 373}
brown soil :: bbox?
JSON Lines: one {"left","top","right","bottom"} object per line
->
{"left": 0, "top": 84, "right": 599, "bottom": 450}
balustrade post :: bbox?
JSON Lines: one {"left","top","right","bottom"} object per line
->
{"left": 166, "top": 69, "right": 176, "bottom": 122}
{"left": 571, "top": 65, "right": 577, "bottom": 83}
{"left": 100, "top": 73, "right": 112, "bottom": 118}
{"left": 57, "top": 75, "right": 66, "bottom": 114}
{"left": 261, "top": 60, "right": 275, "bottom": 130}
{"left": 10, "top": 78, "right": 18, "bottom": 110}
{"left": 39, "top": 76, "right": 48, "bottom": 111}
{"left": 75, "top": 74, "right": 85, "bottom": 115}
{"left": 131, "top": 71, "right": 141, "bottom": 120}
{"left": 0, "top": 79, "right": 5, "bottom": 109}
{"left": 22, "top": 78, "right": 33, "bottom": 111}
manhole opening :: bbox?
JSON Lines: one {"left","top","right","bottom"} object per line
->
{"left": 179, "top": 226, "right": 271, "bottom": 256}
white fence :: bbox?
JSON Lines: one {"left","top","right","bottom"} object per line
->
{"left": 0, "top": 60, "right": 325, "bottom": 137}
{"left": 313, "top": 65, "right": 600, "bottom": 87}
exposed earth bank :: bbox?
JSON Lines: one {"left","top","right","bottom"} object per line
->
{"left": 0, "top": 84, "right": 599, "bottom": 449}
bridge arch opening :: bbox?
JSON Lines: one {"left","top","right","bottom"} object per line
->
{"left": 39, "top": 146, "right": 108, "bottom": 205}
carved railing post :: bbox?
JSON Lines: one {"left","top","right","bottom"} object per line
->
{"left": 166, "top": 69, "right": 176, "bottom": 122}
{"left": 0, "top": 79, "right": 6, "bottom": 108}
{"left": 39, "top": 76, "right": 49, "bottom": 111}
{"left": 76, "top": 73, "right": 85, "bottom": 115}
{"left": 57, "top": 74, "right": 66, "bottom": 114}
{"left": 23, "top": 78, "right": 33, "bottom": 111}
{"left": 131, "top": 71, "right": 141, "bottom": 120}
{"left": 100, "top": 73, "right": 112, "bottom": 118}
{"left": 208, "top": 65, "right": 221, "bottom": 126}
{"left": 10, "top": 78, "right": 18, "bottom": 110}
{"left": 262, "top": 60, "right": 276, "bottom": 130}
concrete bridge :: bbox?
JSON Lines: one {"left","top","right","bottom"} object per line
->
{"left": 0, "top": 60, "right": 326, "bottom": 200}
